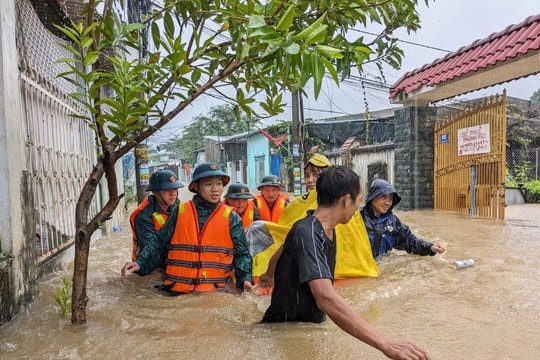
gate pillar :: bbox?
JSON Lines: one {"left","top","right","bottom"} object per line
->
{"left": 393, "top": 106, "right": 437, "bottom": 210}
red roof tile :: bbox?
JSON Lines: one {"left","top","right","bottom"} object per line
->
{"left": 340, "top": 136, "right": 359, "bottom": 151}
{"left": 390, "top": 14, "right": 540, "bottom": 99}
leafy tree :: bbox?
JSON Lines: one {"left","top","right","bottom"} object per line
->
{"left": 55, "top": 0, "right": 428, "bottom": 323}
{"left": 163, "top": 104, "right": 249, "bottom": 163}
{"left": 531, "top": 88, "right": 540, "bottom": 102}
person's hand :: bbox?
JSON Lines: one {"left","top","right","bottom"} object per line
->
{"left": 381, "top": 340, "right": 431, "bottom": 360}
{"left": 243, "top": 280, "right": 254, "bottom": 292}
{"left": 431, "top": 243, "right": 445, "bottom": 254}
{"left": 121, "top": 262, "right": 140, "bottom": 277}
{"left": 258, "top": 272, "right": 274, "bottom": 288}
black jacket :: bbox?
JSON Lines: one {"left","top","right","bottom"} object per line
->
{"left": 361, "top": 179, "right": 435, "bottom": 258}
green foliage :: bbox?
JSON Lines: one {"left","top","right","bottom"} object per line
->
{"left": 525, "top": 180, "right": 540, "bottom": 202}
{"left": 55, "top": 0, "right": 427, "bottom": 155}
{"left": 530, "top": 88, "right": 540, "bottom": 102}
{"left": 123, "top": 184, "right": 137, "bottom": 207}
{"left": 514, "top": 162, "right": 532, "bottom": 184}
{"left": 53, "top": 278, "right": 72, "bottom": 316}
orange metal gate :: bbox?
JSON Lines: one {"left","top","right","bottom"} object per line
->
{"left": 434, "top": 93, "right": 506, "bottom": 219}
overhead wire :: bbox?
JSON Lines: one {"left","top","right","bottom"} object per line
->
{"left": 145, "top": 7, "right": 455, "bottom": 144}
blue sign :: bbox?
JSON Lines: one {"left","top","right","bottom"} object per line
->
{"left": 440, "top": 133, "right": 449, "bottom": 144}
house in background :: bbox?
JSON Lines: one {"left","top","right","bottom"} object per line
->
{"left": 194, "top": 129, "right": 286, "bottom": 190}
{"left": 246, "top": 131, "right": 285, "bottom": 189}
{"left": 203, "top": 133, "right": 250, "bottom": 184}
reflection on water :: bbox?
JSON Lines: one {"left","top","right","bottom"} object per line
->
{"left": 1, "top": 205, "right": 539, "bottom": 359}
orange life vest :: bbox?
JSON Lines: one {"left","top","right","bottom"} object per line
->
{"left": 162, "top": 201, "right": 235, "bottom": 293}
{"left": 239, "top": 201, "right": 256, "bottom": 229}
{"left": 129, "top": 197, "right": 168, "bottom": 261}
{"left": 254, "top": 193, "right": 288, "bottom": 222}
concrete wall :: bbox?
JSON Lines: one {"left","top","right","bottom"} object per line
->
{"left": 0, "top": 0, "right": 38, "bottom": 326}
{"left": 505, "top": 188, "right": 526, "bottom": 205}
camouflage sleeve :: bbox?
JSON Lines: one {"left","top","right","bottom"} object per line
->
{"left": 229, "top": 212, "right": 253, "bottom": 288}
{"left": 134, "top": 209, "right": 166, "bottom": 275}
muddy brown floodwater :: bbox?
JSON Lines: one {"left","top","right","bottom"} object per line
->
{"left": 1, "top": 202, "right": 539, "bottom": 359}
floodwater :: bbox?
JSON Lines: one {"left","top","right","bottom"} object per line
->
{"left": 1, "top": 202, "right": 539, "bottom": 359}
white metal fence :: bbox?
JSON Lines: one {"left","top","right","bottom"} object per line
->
{"left": 17, "top": 0, "right": 99, "bottom": 261}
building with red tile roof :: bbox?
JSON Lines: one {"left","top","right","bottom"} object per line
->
{"left": 390, "top": 14, "right": 540, "bottom": 105}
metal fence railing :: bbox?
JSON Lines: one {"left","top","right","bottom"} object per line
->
{"left": 506, "top": 147, "right": 540, "bottom": 183}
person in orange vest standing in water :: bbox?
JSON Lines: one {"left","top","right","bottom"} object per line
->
{"left": 121, "top": 169, "right": 183, "bottom": 276}
{"left": 253, "top": 175, "right": 289, "bottom": 223}
{"left": 159, "top": 162, "right": 253, "bottom": 294}
{"left": 223, "top": 182, "right": 260, "bottom": 229}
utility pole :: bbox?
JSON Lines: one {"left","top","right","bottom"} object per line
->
{"left": 129, "top": 0, "right": 151, "bottom": 203}
{"left": 290, "top": 90, "right": 304, "bottom": 195}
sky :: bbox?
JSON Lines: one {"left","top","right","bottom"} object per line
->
{"left": 149, "top": 1, "right": 540, "bottom": 145}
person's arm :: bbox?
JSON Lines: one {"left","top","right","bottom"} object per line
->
{"left": 229, "top": 212, "right": 253, "bottom": 290}
{"left": 393, "top": 216, "right": 437, "bottom": 256}
{"left": 122, "top": 208, "right": 171, "bottom": 276}
{"left": 257, "top": 244, "right": 283, "bottom": 288}
{"left": 309, "top": 278, "right": 431, "bottom": 360}
{"left": 133, "top": 213, "right": 167, "bottom": 275}
{"left": 252, "top": 206, "right": 261, "bottom": 221}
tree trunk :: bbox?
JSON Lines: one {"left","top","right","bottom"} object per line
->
{"left": 71, "top": 228, "right": 91, "bottom": 324}
{"left": 70, "top": 162, "right": 109, "bottom": 324}
{"left": 69, "top": 152, "right": 123, "bottom": 323}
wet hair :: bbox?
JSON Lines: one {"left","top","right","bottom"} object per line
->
{"left": 304, "top": 163, "right": 325, "bottom": 178}
{"left": 316, "top": 166, "right": 361, "bottom": 206}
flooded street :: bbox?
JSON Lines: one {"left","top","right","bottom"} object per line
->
{"left": 1, "top": 202, "right": 539, "bottom": 359}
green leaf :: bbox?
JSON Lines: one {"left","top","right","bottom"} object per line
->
{"left": 276, "top": 5, "right": 296, "bottom": 31}
{"left": 164, "top": 12, "right": 175, "bottom": 38}
{"left": 314, "top": 45, "right": 343, "bottom": 59}
{"left": 191, "top": 69, "right": 201, "bottom": 83}
{"left": 54, "top": 24, "right": 81, "bottom": 44}
{"left": 305, "top": 25, "right": 327, "bottom": 45}
{"left": 83, "top": 52, "right": 99, "bottom": 67}
{"left": 283, "top": 42, "right": 300, "bottom": 55}
{"left": 58, "top": 43, "right": 82, "bottom": 58}
{"left": 312, "top": 55, "right": 324, "bottom": 98}
{"left": 260, "top": 31, "right": 283, "bottom": 44}
{"left": 248, "top": 25, "right": 274, "bottom": 38}
{"left": 151, "top": 22, "right": 161, "bottom": 51}
{"left": 240, "top": 42, "right": 251, "bottom": 60}
{"left": 294, "top": 12, "right": 327, "bottom": 41}
{"left": 81, "top": 36, "right": 94, "bottom": 50}
{"left": 248, "top": 15, "right": 266, "bottom": 29}
{"left": 320, "top": 57, "right": 338, "bottom": 84}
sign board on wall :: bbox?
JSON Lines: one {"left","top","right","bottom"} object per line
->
{"left": 440, "top": 133, "right": 449, "bottom": 144}
{"left": 457, "top": 124, "right": 490, "bottom": 156}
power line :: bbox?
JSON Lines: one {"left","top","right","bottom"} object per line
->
{"left": 350, "top": 28, "right": 452, "bottom": 53}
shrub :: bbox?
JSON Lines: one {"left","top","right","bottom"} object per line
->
{"left": 53, "top": 277, "right": 72, "bottom": 316}
{"left": 525, "top": 180, "right": 540, "bottom": 203}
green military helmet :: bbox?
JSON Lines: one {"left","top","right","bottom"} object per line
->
{"left": 257, "top": 175, "right": 283, "bottom": 190}
{"left": 188, "top": 162, "right": 230, "bottom": 192}
{"left": 224, "top": 183, "right": 253, "bottom": 199}
{"left": 146, "top": 169, "right": 184, "bottom": 191}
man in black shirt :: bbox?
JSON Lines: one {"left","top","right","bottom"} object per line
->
{"left": 261, "top": 209, "right": 336, "bottom": 323}
{"left": 261, "top": 166, "right": 431, "bottom": 360}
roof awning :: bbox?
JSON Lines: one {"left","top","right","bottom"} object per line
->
{"left": 390, "top": 14, "right": 540, "bottom": 105}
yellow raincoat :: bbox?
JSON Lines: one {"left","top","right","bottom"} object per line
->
{"left": 250, "top": 190, "right": 378, "bottom": 279}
